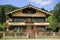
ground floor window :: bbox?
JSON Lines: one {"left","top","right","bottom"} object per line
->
{"left": 9, "top": 26, "right": 26, "bottom": 32}
{"left": 37, "top": 26, "right": 45, "bottom": 32}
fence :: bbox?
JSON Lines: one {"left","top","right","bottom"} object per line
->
{"left": 0, "top": 32, "right": 60, "bottom": 38}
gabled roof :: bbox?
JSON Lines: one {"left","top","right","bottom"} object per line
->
{"left": 6, "top": 4, "right": 52, "bottom": 16}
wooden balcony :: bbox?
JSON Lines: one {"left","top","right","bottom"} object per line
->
{"left": 12, "top": 13, "right": 46, "bottom": 17}
{"left": 7, "top": 22, "right": 50, "bottom": 26}
{"left": 25, "top": 20, "right": 34, "bottom": 23}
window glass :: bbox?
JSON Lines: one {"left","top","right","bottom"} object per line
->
{"left": 38, "top": 26, "right": 45, "bottom": 32}
{"left": 13, "top": 18, "right": 24, "bottom": 22}
{"left": 13, "top": 26, "right": 25, "bottom": 32}
{"left": 32, "top": 18, "right": 45, "bottom": 22}
{"left": 13, "top": 27, "right": 18, "bottom": 32}
{"left": 19, "top": 27, "right": 24, "bottom": 31}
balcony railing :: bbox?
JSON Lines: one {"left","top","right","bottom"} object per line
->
{"left": 7, "top": 22, "right": 49, "bottom": 26}
{"left": 6, "top": 19, "right": 50, "bottom": 26}
{"left": 25, "top": 20, "right": 34, "bottom": 23}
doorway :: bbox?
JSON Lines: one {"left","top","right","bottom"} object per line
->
{"left": 27, "top": 26, "right": 37, "bottom": 38}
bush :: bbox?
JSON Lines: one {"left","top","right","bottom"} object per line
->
{"left": 0, "top": 32, "right": 3, "bottom": 38}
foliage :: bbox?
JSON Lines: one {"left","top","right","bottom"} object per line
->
{"left": 0, "top": 32, "right": 3, "bottom": 38}
{"left": 0, "top": 23, "right": 7, "bottom": 31}
{"left": 0, "top": 5, "right": 19, "bottom": 13}
{"left": 0, "top": 6, "right": 6, "bottom": 23}
{"left": 48, "top": 15, "right": 57, "bottom": 31}
{"left": 0, "top": 5, "right": 18, "bottom": 31}
{"left": 41, "top": 8, "right": 48, "bottom": 12}
{"left": 53, "top": 2, "right": 60, "bottom": 23}
{"left": 0, "top": 5, "right": 19, "bottom": 20}
{"left": 47, "top": 2, "right": 60, "bottom": 31}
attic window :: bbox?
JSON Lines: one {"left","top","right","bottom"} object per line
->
{"left": 22, "top": 7, "right": 36, "bottom": 14}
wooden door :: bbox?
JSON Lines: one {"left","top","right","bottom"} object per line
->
{"left": 27, "top": 26, "right": 36, "bottom": 38}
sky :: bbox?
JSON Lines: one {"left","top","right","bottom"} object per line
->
{"left": 0, "top": 0, "right": 60, "bottom": 11}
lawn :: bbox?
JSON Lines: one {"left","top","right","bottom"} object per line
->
{"left": 0, "top": 38, "right": 27, "bottom": 40}
{"left": 0, "top": 38, "right": 60, "bottom": 40}
{"left": 0, "top": 36, "right": 60, "bottom": 40}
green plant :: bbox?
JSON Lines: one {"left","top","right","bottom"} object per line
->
{"left": 0, "top": 23, "right": 7, "bottom": 31}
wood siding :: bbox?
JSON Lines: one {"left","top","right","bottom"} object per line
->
{"left": 12, "top": 11, "right": 46, "bottom": 17}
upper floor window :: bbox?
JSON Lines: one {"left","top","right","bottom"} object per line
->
{"left": 13, "top": 17, "right": 24, "bottom": 22}
{"left": 32, "top": 18, "right": 45, "bottom": 22}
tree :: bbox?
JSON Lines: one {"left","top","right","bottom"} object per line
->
{"left": 0, "top": 6, "right": 6, "bottom": 23}
{"left": 4, "top": 5, "right": 19, "bottom": 13}
{"left": 47, "top": 2, "right": 60, "bottom": 31}
{"left": 0, "top": 23, "right": 7, "bottom": 31}
{"left": 0, "top": 5, "right": 18, "bottom": 31}
{"left": 48, "top": 12, "right": 57, "bottom": 31}
{"left": 52, "top": 2, "right": 60, "bottom": 31}
{"left": 41, "top": 8, "right": 48, "bottom": 12}
{"left": 0, "top": 5, "right": 19, "bottom": 20}
{"left": 53, "top": 2, "right": 60, "bottom": 23}
{"left": 0, "top": 5, "right": 19, "bottom": 13}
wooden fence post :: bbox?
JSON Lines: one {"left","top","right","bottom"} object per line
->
{"left": 27, "top": 32, "right": 29, "bottom": 38}
{"left": 15, "top": 33, "right": 17, "bottom": 38}
{"left": 3, "top": 32, "right": 5, "bottom": 38}
{"left": 53, "top": 32, "right": 55, "bottom": 36}
{"left": 35, "top": 32, "right": 37, "bottom": 38}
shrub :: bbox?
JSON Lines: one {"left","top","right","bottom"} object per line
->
{"left": 0, "top": 32, "right": 3, "bottom": 38}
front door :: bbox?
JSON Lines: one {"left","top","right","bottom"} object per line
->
{"left": 27, "top": 26, "right": 37, "bottom": 38}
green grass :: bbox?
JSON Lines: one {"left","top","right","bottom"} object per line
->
{"left": 0, "top": 38, "right": 26, "bottom": 40}
{"left": 37, "top": 36, "right": 60, "bottom": 38}
{"left": 0, "top": 38, "right": 29, "bottom": 40}
{"left": 0, "top": 36, "right": 60, "bottom": 40}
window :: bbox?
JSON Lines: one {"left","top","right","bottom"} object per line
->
{"left": 32, "top": 18, "right": 45, "bottom": 22}
{"left": 38, "top": 26, "right": 45, "bottom": 32}
{"left": 13, "top": 27, "right": 18, "bottom": 32}
{"left": 12, "top": 26, "right": 25, "bottom": 32}
{"left": 13, "top": 17, "right": 24, "bottom": 22}
{"left": 18, "top": 26, "right": 25, "bottom": 32}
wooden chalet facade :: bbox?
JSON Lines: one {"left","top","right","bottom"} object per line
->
{"left": 6, "top": 4, "right": 51, "bottom": 38}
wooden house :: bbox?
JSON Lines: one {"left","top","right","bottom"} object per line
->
{"left": 6, "top": 4, "right": 51, "bottom": 38}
